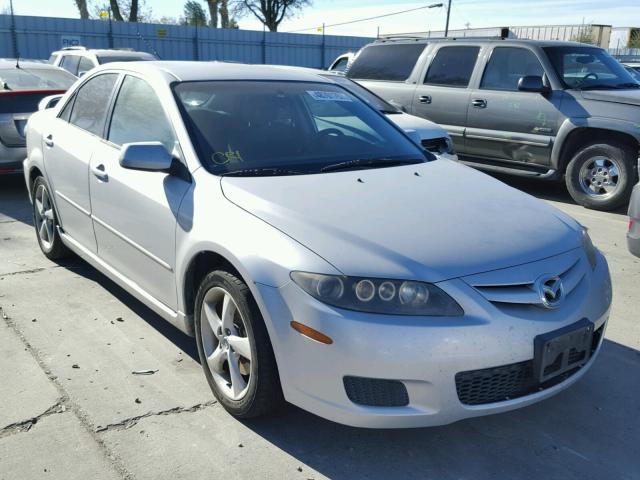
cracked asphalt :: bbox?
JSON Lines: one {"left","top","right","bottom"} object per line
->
{"left": 1, "top": 173, "right": 639, "bottom": 480}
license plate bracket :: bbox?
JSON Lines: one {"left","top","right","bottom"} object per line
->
{"left": 533, "top": 318, "right": 594, "bottom": 384}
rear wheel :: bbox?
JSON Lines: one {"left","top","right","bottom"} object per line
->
{"left": 32, "top": 177, "right": 70, "bottom": 260}
{"left": 194, "top": 270, "right": 283, "bottom": 418}
{"left": 565, "top": 142, "right": 637, "bottom": 211}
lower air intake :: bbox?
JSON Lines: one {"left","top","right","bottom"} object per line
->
{"left": 343, "top": 376, "right": 409, "bottom": 407}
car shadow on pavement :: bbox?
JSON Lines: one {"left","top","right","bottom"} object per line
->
{"left": 61, "top": 261, "right": 200, "bottom": 362}
{"left": 240, "top": 338, "right": 640, "bottom": 480}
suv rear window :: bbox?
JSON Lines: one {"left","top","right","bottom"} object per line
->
{"left": 424, "top": 46, "right": 480, "bottom": 87}
{"left": 347, "top": 43, "right": 426, "bottom": 81}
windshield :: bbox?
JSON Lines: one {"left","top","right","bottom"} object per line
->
{"left": 0, "top": 67, "right": 76, "bottom": 90}
{"left": 320, "top": 74, "right": 400, "bottom": 114}
{"left": 174, "top": 80, "right": 427, "bottom": 175}
{"left": 544, "top": 46, "right": 638, "bottom": 89}
{"left": 98, "top": 54, "right": 155, "bottom": 64}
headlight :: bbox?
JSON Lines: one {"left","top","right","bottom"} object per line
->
{"left": 443, "top": 137, "right": 455, "bottom": 154}
{"left": 290, "top": 272, "right": 463, "bottom": 316}
{"left": 581, "top": 227, "right": 597, "bottom": 269}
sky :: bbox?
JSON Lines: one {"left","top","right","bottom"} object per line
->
{"left": 3, "top": 0, "right": 640, "bottom": 38}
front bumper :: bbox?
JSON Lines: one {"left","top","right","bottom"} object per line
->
{"left": 256, "top": 249, "right": 611, "bottom": 428}
{"left": 627, "top": 183, "right": 640, "bottom": 258}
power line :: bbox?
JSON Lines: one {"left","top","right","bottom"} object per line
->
{"left": 285, "top": 3, "right": 444, "bottom": 34}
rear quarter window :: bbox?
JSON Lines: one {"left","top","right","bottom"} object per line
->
{"left": 347, "top": 43, "right": 426, "bottom": 81}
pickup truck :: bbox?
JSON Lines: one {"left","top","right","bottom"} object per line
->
{"left": 346, "top": 37, "right": 640, "bottom": 211}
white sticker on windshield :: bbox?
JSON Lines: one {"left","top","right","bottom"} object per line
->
{"left": 306, "top": 90, "right": 352, "bottom": 102}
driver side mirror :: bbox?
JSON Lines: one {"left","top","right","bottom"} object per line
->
{"left": 517, "top": 75, "right": 550, "bottom": 93}
{"left": 119, "top": 142, "right": 173, "bottom": 172}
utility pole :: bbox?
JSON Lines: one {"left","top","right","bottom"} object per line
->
{"left": 444, "top": 0, "right": 451, "bottom": 37}
{"left": 9, "top": 0, "right": 19, "bottom": 59}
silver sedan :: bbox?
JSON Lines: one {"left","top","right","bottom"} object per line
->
{"left": 24, "top": 61, "right": 612, "bottom": 428}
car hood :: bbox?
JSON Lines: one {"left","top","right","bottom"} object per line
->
{"left": 386, "top": 112, "right": 447, "bottom": 141}
{"left": 220, "top": 160, "right": 581, "bottom": 282}
{"left": 580, "top": 89, "right": 640, "bottom": 106}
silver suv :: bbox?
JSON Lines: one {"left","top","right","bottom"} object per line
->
{"left": 347, "top": 38, "right": 640, "bottom": 211}
{"left": 49, "top": 46, "right": 156, "bottom": 77}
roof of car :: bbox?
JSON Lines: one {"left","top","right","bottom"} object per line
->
{"left": 373, "top": 37, "right": 598, "bottom": 48}
{"left": 91, "top": 61, "right": 335, "bottom": 83}
{"left": 52, "top": 48, "right": 154, "bottom": 57}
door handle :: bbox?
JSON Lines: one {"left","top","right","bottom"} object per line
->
{"left": 419, "top": 95, "right": 432, "bottom": 104}
{"left": 91, "top": 164, "right": 108, "bottom": 181}
{"left": 44, "top": 134, "right": 54, "bottom": 147}
{"left": 472, "top": 99, "right": 487, "bottom": 108}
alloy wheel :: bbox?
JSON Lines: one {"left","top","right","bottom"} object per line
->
{"left": 200, "top": 287, "right": 252, "bottom": 401}
{"left": 578, "top": 156, "right": 621, "bottom": 198}
{"left": 34, "top": 184, "right": 55, "bottom": 250}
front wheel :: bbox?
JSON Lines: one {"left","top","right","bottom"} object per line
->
{"left": 194, "top": 270, "right": 283, "bottom": 418}
{"left": 565, "top": 142, "right": 637, "bottom": 211}
{"left": 32, "top": 176, "right": 70, "bottom": 260}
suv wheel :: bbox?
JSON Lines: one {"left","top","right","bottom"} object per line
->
{"left": 32, "top": 177, "right": 71, "bottom": 260}
{"left": 194, "top": 270, "right": 283, "bottom": 418}
{"left": 566, "top": 142, "right": 637, "bottom": 211}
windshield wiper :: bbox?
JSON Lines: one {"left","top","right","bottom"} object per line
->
{"left": 574, "top": 84, "right": 617, "bottom": 90}
{"left": 220, "top": 167, "right": 305, "bottom": 177}
{"left": 614, "top": 82, "right": 640, "bottom": 89}
{"left": 320, "top": 158, "right": 423, "bottom": 173}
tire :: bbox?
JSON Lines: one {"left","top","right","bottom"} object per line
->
{"left": 565, "top": 142, "right": 637, "bottom": 211}
{"left": 194, "top": 270, "right": 283, "bottom": 418}
{"left": 32, "top": 176, "right": 71, "bottom": 260}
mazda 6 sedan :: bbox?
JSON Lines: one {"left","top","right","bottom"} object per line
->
{"left": 24, "top": 62, "right": 612, "bottom": 428}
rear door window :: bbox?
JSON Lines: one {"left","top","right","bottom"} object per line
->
{"left": 59, "top": 55, "right": 81, "bottom": 76}
{"left": 481, "top": 47, "right": 545, "bottom": 91}
{"left": 347, "top": 43, "right": 426, "bottom": 81}
{"left": 424, "top": 46, "right": 480, "bottom": 87}
{"left": 69, "top": 73, "right": 119, "bottom": 136}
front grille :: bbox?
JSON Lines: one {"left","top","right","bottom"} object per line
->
{"left": 455, "top": 324, "right": 604, "bottom": 406}
{"left": 421, "top": 137, "right": 449, "bottom": 154}
{"left": 343, "top": 376, "right": 409, "bottom": 407}
{"left": 470, "top": 255, "right": 586, "bottom": 309}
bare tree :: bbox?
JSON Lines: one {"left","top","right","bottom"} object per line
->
{"left": 74, "top": 0, "right": 90, "bottom": 19}
{"left": 231, "top": 0, "right": 311, "bottom": 32}
{"left": 219, "top": 0, "right": 230, "bottom": 28}
{"left": 128, "top": 0, "right": 138, "bottom": 22}
{"left": 109, "top": 0, "right": 124, "bottom": 21}
{"left": 205, "top": 0, "right": 219, "bottom": 28}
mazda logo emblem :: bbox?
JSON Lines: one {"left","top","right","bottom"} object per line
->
{"left": 536, "top": 275, "right": 564, "bottom": 308}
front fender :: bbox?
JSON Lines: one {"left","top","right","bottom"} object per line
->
{"left": 551, "top": 116, "right": 640, "bottom": 169}
{"left": 174, "top": 171, "right": 341, "bottom": 321}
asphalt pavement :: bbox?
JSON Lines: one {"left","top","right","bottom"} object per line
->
{"left": 0, "top": 173, "right": 638, "bottom": 480}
